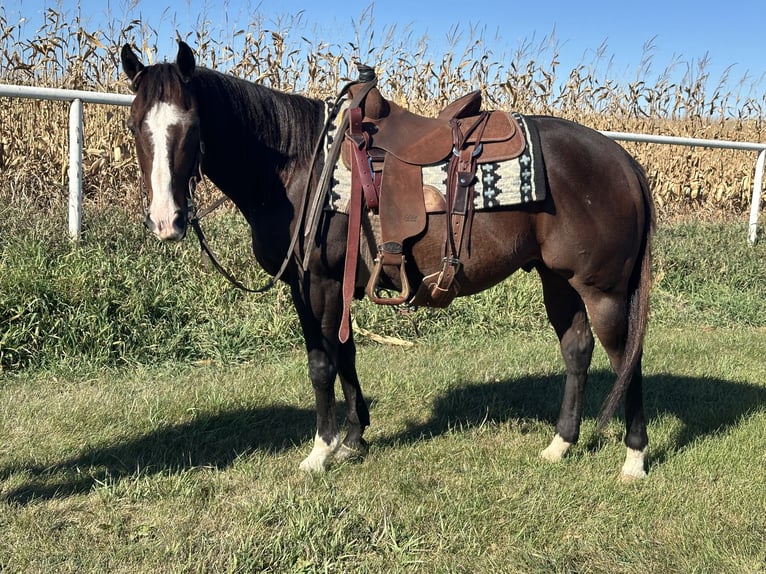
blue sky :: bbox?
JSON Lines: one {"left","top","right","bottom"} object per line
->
{"left": 5, "top": 0, "right": 766, "bottom": 95}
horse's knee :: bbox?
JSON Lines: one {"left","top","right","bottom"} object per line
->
{"left": 307, "top": 353, "right": 336, "bottom": 388}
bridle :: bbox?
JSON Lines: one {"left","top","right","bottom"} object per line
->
{"left": 182, "top": 140, "right": 275, "bottom": 293}
{"left": 133, "top": 101, "right": 271, "bottom": 294}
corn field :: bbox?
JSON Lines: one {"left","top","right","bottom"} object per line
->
{"left": 1, "top": 7, "right": 765, "bottom": 221}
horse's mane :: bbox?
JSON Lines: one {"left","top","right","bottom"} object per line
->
{"left": 139, "top": 62, "right": 194, "bottom": 109}
{"left": 191, "top": 67, "right": 324, "bottom": 168}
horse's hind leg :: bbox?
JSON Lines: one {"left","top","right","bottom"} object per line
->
{"left": 537, "top": 266, "right": 595, "bottom": 462}
{"left": 621, "top": 357, "right": 647, "bottom": 479}
{"left": 586, "top": 294, "right": 648, "bottom": 479}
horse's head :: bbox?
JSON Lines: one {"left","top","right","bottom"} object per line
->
{"left": 121, "top": 41, "right": 201, "bottom": 241}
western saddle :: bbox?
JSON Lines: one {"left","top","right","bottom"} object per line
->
{"left": 335, "top": 65, "right": 526, "bottom": 342}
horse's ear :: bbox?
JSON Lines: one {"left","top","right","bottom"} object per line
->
{"left": 176, "top": 41, "right": 195, "bottom": 82}
{"left": 121, "top": 44, "right": 145, "bottom": 91}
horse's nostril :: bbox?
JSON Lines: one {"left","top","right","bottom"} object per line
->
{"left": 172, "top": 211, "right": 186, "bottom": 229}
{"left": 162, "top": 212, "right": 187, "bottom": 241}
{"left": 144, "top": 211, "right": 187, "bottom": 241}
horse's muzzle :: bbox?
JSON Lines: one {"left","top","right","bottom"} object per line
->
{"left": 144, "top": 211, "right": 187, "bottom": 241}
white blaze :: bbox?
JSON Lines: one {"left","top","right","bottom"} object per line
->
{"left": 144, "top": 101, "right": 194, "bottom": 237}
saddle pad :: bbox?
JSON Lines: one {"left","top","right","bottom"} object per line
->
{"left": 327, "top": 112, "right": 545, "bottom": 213}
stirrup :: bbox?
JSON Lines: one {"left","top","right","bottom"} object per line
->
{"left": 365, "top": 244, "right": 411, "bottom": 305}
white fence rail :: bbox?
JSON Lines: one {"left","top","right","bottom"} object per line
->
{"left": 0, "top": 84, "right": 133, "bottom": 239}
{"left": 1, "top": 84, "right": 764, "bottom": 243}
{"left": 602, "top": 131, "right": 765, "bottom": 244}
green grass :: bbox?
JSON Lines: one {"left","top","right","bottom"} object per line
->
{"left": 0, "top": 201, "right": 303, "bottom": 371}
{"left": 0, "top": 330, "right": 764, "bottom": 572}
{"left": 1, "top": 199, "right": 765, "bottom": 572}
{"left": 2, "top": 199, "right": 764, "bottom": 371}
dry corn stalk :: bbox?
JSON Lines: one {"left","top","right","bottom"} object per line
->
{"left": 1, "top": 9, "right": 764, "bottom": 219}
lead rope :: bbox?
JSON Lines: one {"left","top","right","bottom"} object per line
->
{"left": 185, "top": 148, "right": 274, "bottom": 293}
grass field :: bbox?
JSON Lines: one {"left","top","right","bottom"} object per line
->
{"left": 1, "top": 201, "right": 764, "bottom": 572}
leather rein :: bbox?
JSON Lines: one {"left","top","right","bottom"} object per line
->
{"left": 182, "top": 72, "right": 378, "bottom": 294}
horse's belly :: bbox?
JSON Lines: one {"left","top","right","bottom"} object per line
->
{"left": 408, "top": 210, "right": 538, "bottom": 294}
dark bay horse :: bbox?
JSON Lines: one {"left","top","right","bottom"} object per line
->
{"left": 121, "top": 42, "right": 655, "bottom": 479}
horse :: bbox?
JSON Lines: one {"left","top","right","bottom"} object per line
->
{"left": 120, "top": 41, "right": 655, "bottom": 480}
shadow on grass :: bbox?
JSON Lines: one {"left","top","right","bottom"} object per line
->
{"left": 2, "top": 370, "right": 764, "bottom": 504}
{"left": 0, "top": 404, "right": 315, "bottom": 504}
{"left": 378, "top": 370, "right": 766, "bottom": 464}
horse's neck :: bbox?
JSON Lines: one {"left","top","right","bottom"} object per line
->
{"left": 195, "top": 72, "right": 321, "bottom": 211}
{"left": 194, "top": 73, "right": 323, "bottom": 274}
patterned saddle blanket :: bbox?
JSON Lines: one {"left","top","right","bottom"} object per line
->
{"left": 327, "top": 111, "right": 546, "bottom": 213}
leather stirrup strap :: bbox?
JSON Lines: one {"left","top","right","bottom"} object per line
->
{"left": 423, "top": 112, "right": 490, "bottom": 307}
{"left": 446, "top": 112, "right": 489, "bottom": 259}
{"left": 338, "top": 107, "right": 372, "bottom": 343}
{"left": 302, "top": 78, "right": 379, "bottom": 271}
{"left": 347, "top": 107, "right": 379, "bottom": 209}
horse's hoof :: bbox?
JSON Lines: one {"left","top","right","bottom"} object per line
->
{"left": 299, "top": 456, "right": 327, "bottom": 473}
{"left": 334, "top": 441, "right": 368, "bottom": 464}
{"left": 540, "top": 434, "right": 572, "bottom": 462}
{"left": 620, "top": 468, "right": 647, "bottom": 482}
{"left": 620, "top": 447, "right": 647, "bottom": 481}
{"left": 299, "top": 433, "right": 340, "bottom": 473}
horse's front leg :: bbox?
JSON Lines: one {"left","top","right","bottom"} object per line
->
{"left": 300, "top": 345, "right": 342, "bottom": 472}
{"left": 293, "top": 277, "right": 368, "bottom": 472}
{"left": 334, "top": 329, "right": 370, "bottom": 463}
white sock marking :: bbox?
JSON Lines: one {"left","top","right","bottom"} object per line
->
{"left": 299, "top": 432, "right": 341, "bottom": 472}
{"left": 540, "top": 433, "right": 572, "bottom": 462}
{"left": 621, "top": 447, "right": 647, "bottom": 480}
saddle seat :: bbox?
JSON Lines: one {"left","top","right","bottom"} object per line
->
{"left": 356, "top": 86, "right": 524, "bottom": 166}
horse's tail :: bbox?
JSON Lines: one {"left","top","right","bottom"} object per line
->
{"left": 596, "top": 158, "right": 655, "bottom": 430}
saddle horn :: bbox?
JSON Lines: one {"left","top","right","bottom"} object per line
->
{"left": 355, "top": 63, "right": 377, "bottom": 83}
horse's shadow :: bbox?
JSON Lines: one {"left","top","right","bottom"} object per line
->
{"left": 2, "top": 370, "right": 763, "bottom": 504}
{"left": 0, "top": 404, "right": 315, "bottom": 504}
{"left": 377, "top": 371, "right": 766, "bottom": 463}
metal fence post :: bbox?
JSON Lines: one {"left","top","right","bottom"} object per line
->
{"left": 68, "top": 97, "right": 83, "bottom": 240}
{"left": 748, "top": 149, "right": 764, "bottom": 245}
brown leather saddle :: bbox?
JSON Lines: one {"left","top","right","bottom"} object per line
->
{"left": 337, "top": 71, "right": 527, "bottom": 341}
